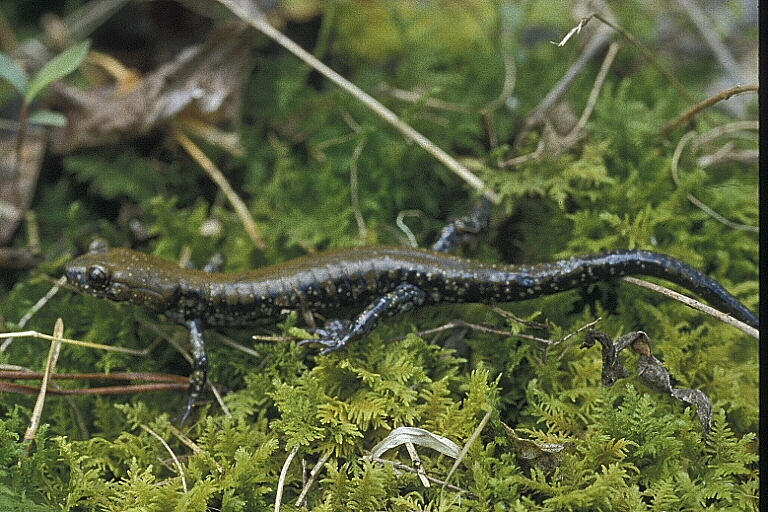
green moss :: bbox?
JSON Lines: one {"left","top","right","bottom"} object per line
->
{"left": 0, "top": 0, "right": 757, "bottom": 509}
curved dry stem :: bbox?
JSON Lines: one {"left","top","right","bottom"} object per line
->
{"left": 141, "top": 424, "right": 188, "bottom": 493}
{"left": 661, "top": 85, "right": 758, "bottom": 136}
{"left": 671, "top": 130, "right": 758, "bottom": 233}
{"left": 173, "top": 127, "right": 266, "bottom": 250}
{"left": 275, "top": 444, "right": 299, "bottom": 512}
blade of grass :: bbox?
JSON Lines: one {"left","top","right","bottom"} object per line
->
{"left": 0, "top": 52, "right": 29, "bottom": 94}
{"left": 25, "top": 40, "right": 90, "bottom": 102}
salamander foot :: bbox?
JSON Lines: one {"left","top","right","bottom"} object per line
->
{"left": 298, "top": 320, "right": 353, "bottom": 354}
{"left": 298, "top": 284, "right": 428, "bottom": 355}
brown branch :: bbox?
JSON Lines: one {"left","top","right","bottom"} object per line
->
{"left": 661, "top": 85, "right": 759, "bottom": 136}
{"left": 0, "top": 382, "right": 189, "bottom": 395}
{"left": 591, "top": 13, "right": 696, "bottom": 106}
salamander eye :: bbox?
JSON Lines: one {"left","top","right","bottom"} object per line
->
{"left": 86, "top": 265, "right": 111, "bottom": 290}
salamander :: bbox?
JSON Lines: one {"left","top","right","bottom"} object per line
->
{"left": 64, "top": 240, "right": 759, "bottom": 421}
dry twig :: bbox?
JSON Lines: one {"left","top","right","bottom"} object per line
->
{"left": 661, "top": 85, "right": 759, "bottom": 136}
{"left": 276, "top": 444, "right": 299, "bottom": 512}
{"left": 173, "top": 128, "right": 265, "bottom": 250}
{"left": 622, "top": 276, "right": 758, "bottom": 339}
{"left": 141, "top": 424, "right": 188, "bottom": 493}
{"left": 22, "top": 318, "right": 63, "bottom": 454}
{"left": 295, "top": 450, "right": 332, "bottom": 507}
{"left": 215, "top": 0, "right": 500, "bottom": 204}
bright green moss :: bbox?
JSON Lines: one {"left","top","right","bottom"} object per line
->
{"left": 0, "top": 0, "right": 757, "bottom": 509}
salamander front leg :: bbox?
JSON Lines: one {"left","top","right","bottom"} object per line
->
{"left": 181, "top": 319, "right": 209, "bottom": 425}
{"left": 431, "top": 197, "right": 491, "bottom": 253}
{"left": 299, "top": 283, "right": 427, "bottom": 355}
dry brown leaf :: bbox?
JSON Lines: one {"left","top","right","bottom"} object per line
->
{"left": 48, "top": 23, "right": 254, "bottom": 153}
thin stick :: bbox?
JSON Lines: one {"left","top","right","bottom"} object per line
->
{"left": 349, "top": 137, "right": 368, "bottom": 240}
{"left": 689, "top": 120, "right": 759, "bottom": 150}
{"left": 0, "top": 382, "right": 189, "bottom": 395}
{"left": 0, "top": 370, "right": 188, "bottom": 382}
{"left": 572, "top": 42, "right": 619, "bottom": 134}
{"left": 23, "top": 318, "right": 63, "bottom": 453}
{"left": 480, "top": 15, "right": 517, "bottom": 115}
{"left": 0, "top": 330, "right": 150, "bottom": 355}
{"left": 404, "top": 317, "right": 601, "bottom": 347}
{"left": 215, "top": 0, "right": 500, "bottom": 204}
{"left": 621, "top": 276, "right": 758, "bottom": 339}
{"left": 671, "top": 130, "right": 758, "bottom": 233}
{"left": 295, "top": 449, "right": 332, "bottom": 507}
{"left": 520, "top": 17, "right": 612, "bottom": 134}
{"left": 441, "top": 410, "right": 491, "bottom": 501}
{"left": 1, "top": 276, "right": 65, "bottom": 352}
{"left": 661, "top": 85, "right": 759, "bottom": 136}
{"left": 591, "top": 13, "right": 696, "bottom": 105}
{"left": 141, "top": 424, "right": 187, "bottom": 493}
{"left": 377, "top": 84, "right": 470, "bottom": 113}
{"left": 210, "top": 331, "right": 261, "bottom": 359}
{"left": 365, "top": 454, "right": 474, "bottom": 496}
{"left": 208, "top": 380, "right": 232, "bottom": 418}
{"left": 405, "top": 441, "right": 430, "bottom": 487}
{"left": 173, "top": 128, "right": 266, "bottom": 250}
{"left": 169, "top": 424, "right": 225, "bottom": 473}
{"left": 275, "top": 444, "right": 299, "bottom": 512}
{"left": 675, "top": 0, "right": 745, "bottom": 83}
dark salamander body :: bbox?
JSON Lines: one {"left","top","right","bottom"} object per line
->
{"left": 65, "top": 245, "right": 759, "bottom": 329}
{"left": 65, "top": 244, "right": 759, "bottom": 421}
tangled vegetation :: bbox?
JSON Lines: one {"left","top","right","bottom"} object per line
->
{"left": 0, "top": 1, "right": 757, "bottom": 510}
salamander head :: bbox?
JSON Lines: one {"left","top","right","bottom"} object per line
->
{"left": 65, "top": 240, "right": 181, "bottom": 313}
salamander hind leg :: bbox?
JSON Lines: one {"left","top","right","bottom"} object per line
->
{"left": 180, "top": 319, "right": 209, "bottom": 425}
{"left": 299, "top": 283, "right": 428, "bottom": 355}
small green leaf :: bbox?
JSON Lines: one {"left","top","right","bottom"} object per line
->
{"left": 0, "top": 52, "right": 29, "bottom": 94}
{"left": 27, "top": 109, "right": 68, "bottom": 127}
{"left": 25, "top": 40, "right": 90, "bottom": 103}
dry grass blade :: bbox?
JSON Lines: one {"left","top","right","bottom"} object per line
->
{"left": 0, "top": 329, "right": 154, "bottom": 356}
{"left": 173, "top": 127, "right": 265, "bottom": 250}
{"left": 141, "top": 424, "right": 187, "bottom": 493}
{"left": 0, "top": 275, "right": 64, "bottom": 352}
{"left": 442, "top": 410, "right": 491, "bottom": 493}
{"left": 661, "top": 85, "right": 759, "bottom": 136}
{"left": 622, "top": 277, "right": 758, "bottom": 339}
{"left": 22, "top": 318, "right": 63, "bottom": 454}
{"left": 276, "top": 444, "right": 299, "bottom": 512}
{"left": 215, "top": 0, "right": 500, "bottom": 204}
